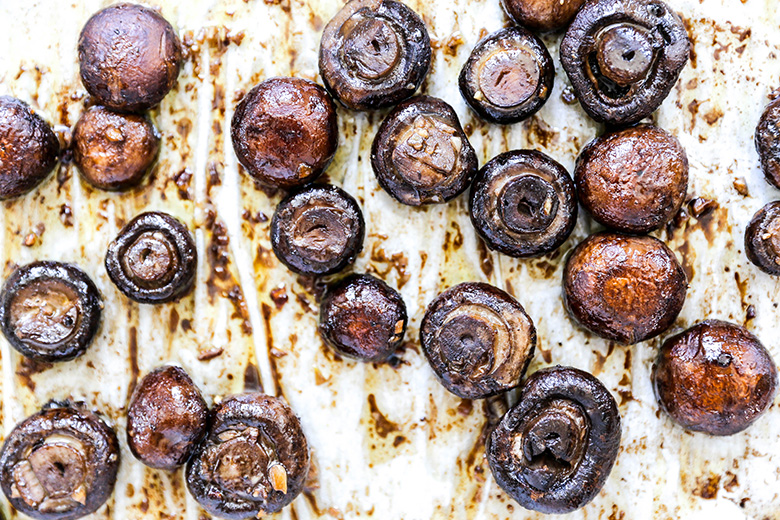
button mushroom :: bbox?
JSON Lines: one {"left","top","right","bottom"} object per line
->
{"left": 745, "top": 201, "right": 780, "bottom": 275}
{"left": 501, "top": 0, "right": 588, "bottom": 32}
{"left": 756, "top": 98, "right": 780, "bottom": 189}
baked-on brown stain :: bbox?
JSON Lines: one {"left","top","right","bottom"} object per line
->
{"left": 367, "top": 394, "right": 399, "bottom": 438}
{"left": 501, "top": 0, "right": 587, "bottom": 32}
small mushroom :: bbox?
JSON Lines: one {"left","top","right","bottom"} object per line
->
{"left": 575, "top": 125, "right": 688, "bottom": 234}
{"left": 560, "top": 0, "right": 690, "bottom": 125}
{"left": 652, "top": 320, "right": 778, "bottom": 436}
{"left": 186, "top": 393, "right": 310, "bottom": 519}
{"left": 745, "top": 201, "right": 780, "bottom": 275}
{"left": 563, "top": 232, "right": 687, "bottom": 344}
{"left": 470, "top": 150, "right": 577, "bottom": 257}
{"left": 420, "top": 282, "right": 536, "bottom": 399}
{"left": 105, "top": 211, "right": 197, "bottom": 304}
{"left": 319, "top": 0, "right": 431, "bottom": 111}
{"left": 488, "top": 366, "right": 621, "bottom": 514}
{"left": 501, "top": 0, "right": 588, "bottom": 32}
{"left": 755, "top": 97, "right": 780, "bottom": 189}
{"left": 319, "top": 274, "right": 408, "bottom": 362}
{"left": 78, "top": 3, "right": 183, "bottom": 112}
{"left": 0, "top": 261, "right": 102, "bottom": 362}
{"left": 0, "top": 405, "right": 119, "bottom": 520}
{"left": 459, "top": 27, "right": 554, "bottom": 124}
{"left": 231, "top": 77, "right": 338, "bottom": 189}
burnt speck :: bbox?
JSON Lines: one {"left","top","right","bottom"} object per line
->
{"left": 689, "top": 197, "right": 718, "bottom": 219}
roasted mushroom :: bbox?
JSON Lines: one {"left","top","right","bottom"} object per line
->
{"left": 575, "top": 125, "right": 688, "bottom": 234}
{"left": 0, "top": 405, "right": 119, "bottom": 520}
{"left": 459, "top": 27, "right": 554, "bottom": 124}
{"left": 127, "top": 366, "right": 209, "bottom": 471}
{"left": 470, "top": 150, "right": 577, "bottom": 257}
{"left": 420, "top": 282, "right": 536, "bottom": 399}
{"left": 488, "top": 366, "right": 621, "bottom": 514}
{"left": 746, "top": 201, "right": 780, "bottom": 275}
{"left": 319, "top": 0, "right": 431, "bottom": 111}
{"left": 78, "top": 3, "right": 183, "bottom": 112}
{"left": 372, "top": 96, "right": 478, "bottom": 206}
{"left": 653, "top": 320, "right": 778, "bottom": 436}
{"left": 231, "top": 77, "right": 339, "bottom": 189}
{"left": 0, "top": 261, "right": 102, "bottom": 362}
{"left": 105, "top": 211, "right": 197, "bottom": 304}
{"left": 271, "top": 184, "right": 364, "bottom": 276}
{"left": 319, "top": 274, "right": 407, "bottom": 362}
{"left": 186, "top": 393, "right": 310, "bottom": 519}
{"left": 563, "top": 233, "right": 686, "bottom": 344}
{"left": 756, "top": 97, "right": 780, "bottom": 189}
{"left": 0, "top": 96, "right": 60, "bottom": 200}
{"left": 502, "top": 0, "right": 588, "bottom": 32}
{"left": 560, "top": 0, "right": 690, "bottom": 125}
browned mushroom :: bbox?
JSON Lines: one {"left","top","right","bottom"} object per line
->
{"left": 502, "top": 0, "right": 588, "bottom": 32}
{"left": 746, "top": 201, "right": 780, "bottom": 275}
{"left": 756, "top": 97, "right": 780, "bottom": 189}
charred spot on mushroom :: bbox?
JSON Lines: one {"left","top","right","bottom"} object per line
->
{"left": 319, "top": 0, "right": 431, "bottom": 110}
{"left": 560, "top": 0, "right": 690, "bottom": 125}
{"left": 371, "top": 96, "right": 478, "bottom": 206}
{"left": 470, "top": 150, "right": 577, "bottom": 258}
{"left": 756, "top": 97, "right": 780, "bottom": 188}
{"left": 487, "top": 366, "right": 621, "bottom": 514}
{"left": 0, "top": 261, "right": 101, "bottom": 362}
{"left": 420, "top": 282, "right": 536, "bottom": 399}
{"left": 186, "top": 393, "right": 310, "bottom": 519}
{"left": 502, "top": 0, "right": 588, "bottom": 32}
{"left": 652, "top": 320, "right": 778, "bottom": 436}
{"left": 0, "top": 406, "right": 119, "bottom": 520}
{"left": 271, "top": 184, "right": 364, "bottom": 276}
{"left": 459, "top": 27, "right": 554, "bottom": 124}
{"left": 745, "top": 201, "right": 780, "bottom": 276}
{"left": 105, "top": 211, "right": 197, "bottom": 304}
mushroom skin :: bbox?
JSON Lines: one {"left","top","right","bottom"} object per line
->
{"left": 756, "top": 97, "right": 780, "bottom": 189}
{"left": 652, "top": 320, "right": 778, "bottom": 436}
{"left": 487, "top": 366, "right": 621, "bottom": 514}
{"left": 0, "top": 405, "right": 120, "bottom": 520}
{"left": 745, "top": 201, "right": 780, "bottom": 275}
{"left": 502, "top": 0, "right": 588, "bottom": 32}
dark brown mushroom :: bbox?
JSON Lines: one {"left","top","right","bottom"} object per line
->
{"left": 459, "top": 27, "right": 554, "bottom": 124}
{"left": 746, "top": 201, "right": 780, "bottom": 275}
{"left": 560, "top": 0, "right": 690, "bottom": 125}
{"left": 0, "top": 405, "right": 119, "bottom": 520}
{"left": 0, "top": 96, "right": 60, "bottom": 200}
{"left": 319, "top": 274, "right": 407, "bottom": 362}
{"left": 0, "top": 261, "right": 102, "bottom": 363}
{"left": 652, "top": 320, "right": 778, "bottom": 436}
{"left": 563, "top": 233, "right": 686, "bottom": 344}
{"left": 488, "top": 366, "right": 621, "bottom": 514}
{"left": 231, "top": 77, "right": 338, "bottom": 189}
{"left": 127, "top": 366, "right": 209, "bottom": 471}
{"left": 502, "top": 0, "right": 588, "bottom": 32}
{"left": 470, "top": 150, "right": 577, "bottom": 257}
{"left": 756, "top": 97, "right": 780, "bottom": 189}
{"left": 420, "top": 282, "right": 536, "bottom": 399}
{"left": 78, "top": 3, "right": 183, "bottom": 113}
{"left": 105, "top": 211, "right": 197, "bottom": 304}
{"left": 372, "top": 96, "right": 478, "bottom": 206}
{"left": 319, "top": 0, "right": 431, "bottom": 111}
{"left": 575, "top": 125, "right": 688, "bottom": 234}
{"left": 186, "top": 393, "right": 310, "bottom": 519}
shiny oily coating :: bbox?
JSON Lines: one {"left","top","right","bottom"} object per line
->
{"left": 560, "top": 0, "right": 690, "bottom": 125}
{"left": 488, "top": 366, "right": 621, "bottom": 514}
{"left": 470, "top": 150, "right": 577, "bottom": 257}
{"left": 0, "top": 406, "right": 120, "bottom": 520}
{"left": 755, "top": 97, "right": 780, "bottom": 189}
{"left": 319, "top": 0, "right": 431, "bottom": 111}
{"left": 420, "top": 282, "right": 536, "bottom": 399}
{"left": 502, "top": 0, "right": 588, "bottom": 32}
{"left": 652, "top": 320, "right": 778, "bottom": 436}
{"left": 745, "top": 201, "right": 780, "bottom": 275}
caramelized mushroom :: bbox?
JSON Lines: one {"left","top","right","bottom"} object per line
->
{"left": 459, "top": 27, "right": 554, "bottom": 124}
{"left": 575, "top": 125, "right": 688, "bottom": 234}
{"left": 560, "top": 0, "right": 690, "bottom": 125}
{"left": 78, "top": 3, "right": 183, "bottom": 112}
{"left": 563, "top": 233, "right": 686, "bottom": 344}
{"left": 746, "top": 201, "right": 780, "bottom": 275}
{"left": 470, "top": 150, "right": 577, "bottom": 257}
{"left": 319, "top": 0, "right": 431, "bottom": 111}
{"left": 756, "top": 97, "right": 780, "bottom": 189}
{"left": 231, "top": 77, "right": 338, "bottom": 189}
{"left": 420, "top": 282, "right": 536, "bottom": 399}
{"left": 488, "top": 366, "right": 621, "bottom": 514}
{"left": 105, "top": 211, "right": 197, "bottom": 304}
{"left": 0, "top": 96, "right": 60, "bottom": 199}
{"left": 0, "top": 405, "right": 119, "bottom": 520}
{"left": 502, "top": 0, "right": 588, "bottom": 32}
{"left": 186, "top": 393, "right": 310, "bottom": 519}
{"left": 653, "top": 320, "right": 778, "bottom": 436}
{"left": 0, "top": 262, "right": 102, "bottom": 362}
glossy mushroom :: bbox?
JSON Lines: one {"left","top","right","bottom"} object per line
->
{"left": 560, "top": 0, "right": 690, "bottom": 125}
{"left": 653, "top": 320, "right": 778, "bottom": 436}
{"left": 502, "top": 0, "right": 588, "bottom": 32}
{"left": 470, "top": 150, "right": 577, "bottom": 257}
{"left": 319, "top": 0, "right": 431, "bottom": 111}
{"left": 488, "top": 366, "right": 621, "bottom": 514}
{"left": 756, "top": 97, "right": 780, "bottom": 189}
{"left": 0, "top": 261, "right": 102, "bottom": 362}
{"left": 746, "top": 201, "right": 780, "bottom": 275}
